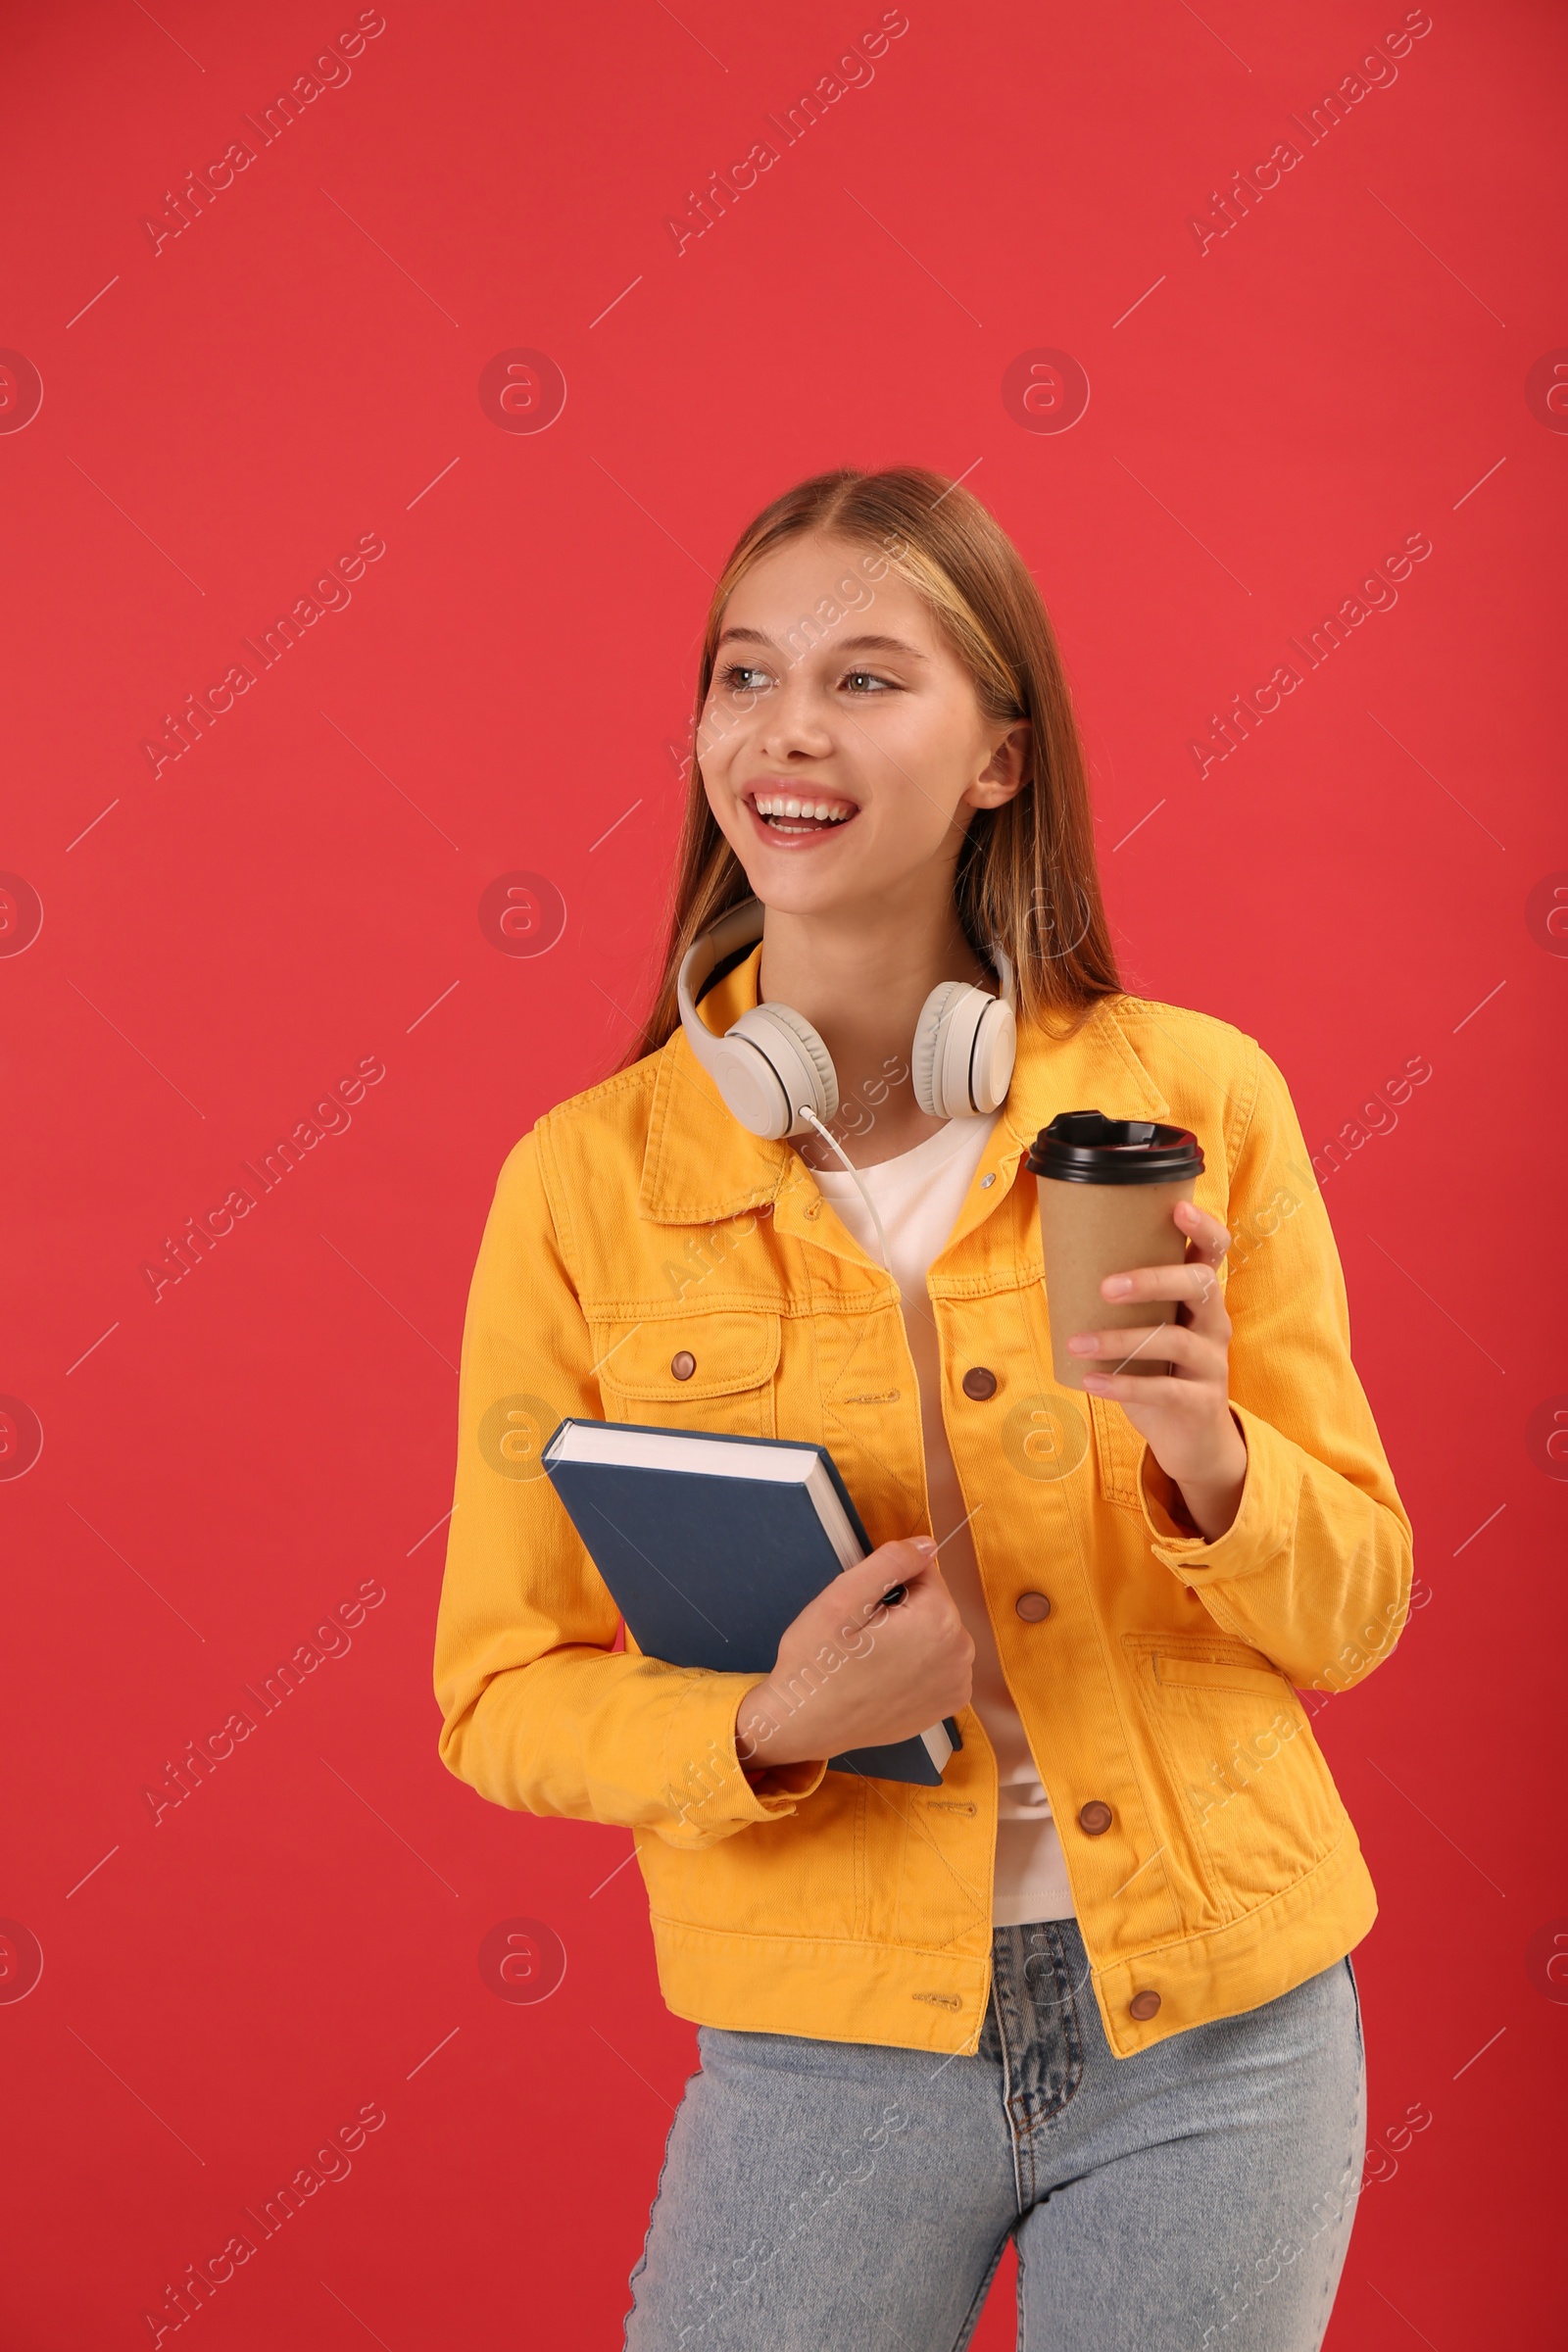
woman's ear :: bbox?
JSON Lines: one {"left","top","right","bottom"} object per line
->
{"left": 960, "top": 722, "right": 1032, "bottom": 810}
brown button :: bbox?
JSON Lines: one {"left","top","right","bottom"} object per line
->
{"left": 1128, "top": 1989, "right": 1162, "bottom": 2022}
{"left": 670, "top": 1350, "right": 696, "bottom": 1381}
{"left": 1015, "top": 1591, "right": 1052, "bottom": 1623}
{"left": 961, "top": 1367, "right": 999, "bottom": 1401}
{"left": 1078, "top": 1800, "right": 1113, "bottom": 1837}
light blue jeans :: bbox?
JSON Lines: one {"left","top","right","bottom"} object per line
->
{"left": 623, "top": 1920, "right": 1366, "bottom": 2351}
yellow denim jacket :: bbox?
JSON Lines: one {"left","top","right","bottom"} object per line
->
{"left": 433, "top": 948, "right": 1412, "bottom": 2059}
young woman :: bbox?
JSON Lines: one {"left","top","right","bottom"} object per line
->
{"left": 434, "top": 468, "right": 1413, "bottom": 2349}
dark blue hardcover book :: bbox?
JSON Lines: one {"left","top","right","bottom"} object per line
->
{"left": 542, "top": 1418, "right": 961, "bottom": 1787}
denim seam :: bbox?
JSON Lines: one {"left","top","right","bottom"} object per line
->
{"left": 987, "top": 1930, "right": 1030, "bottom": 2215}
{"left": 1014, "top": 1924, "right": 1087, "bottom": 2162}
{"left": 1306, "top": 1959, "right": 1369, "bottom": 2350}
{"left": 1051, "top": 1922, "right": 1088, "bottom": 2121}
{"left": 990, "top": 1926, "right": 1091, "bottom": 2216}
{"left": 1344, "top": 1951, "right": 1365, "bottom": 2065}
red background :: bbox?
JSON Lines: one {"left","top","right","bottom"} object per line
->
{"left": 2, "top": 0, "right": 1562, "bottom": 2343}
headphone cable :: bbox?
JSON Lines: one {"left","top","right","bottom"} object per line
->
{"left": 796, "top": 1105, "right": 893, "bottom": 1278}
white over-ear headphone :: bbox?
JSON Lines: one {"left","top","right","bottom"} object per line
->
{"left": 676, "top": 897, "right": 1016, "bottom": 1145}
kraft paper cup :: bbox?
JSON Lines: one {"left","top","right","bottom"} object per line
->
{"left": 1026, "top": 1111, "right": 1204, "bottom": 1389}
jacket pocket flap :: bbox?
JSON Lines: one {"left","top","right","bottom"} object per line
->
{"left": 1153, "top": 1652, "right": 1288, "bottom": 1696}
{"left": 592, "top": 1311, "right": 781, "bottom": 1401}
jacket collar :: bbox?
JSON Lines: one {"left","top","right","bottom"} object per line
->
{"left": 638, "top": 946, "right": 1170, "bottom": 1233}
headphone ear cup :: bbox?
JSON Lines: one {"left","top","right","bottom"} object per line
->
{"left": 911, "top": 981, "right": 969, "bottom": 1116}
{"left": 703, "top": 1031, "right": 796, "bottom": 1140}
{"left": 914, "top": 982, "right": 1017, "bottom": 1116}
{"left": 725, "top": 1004, "right": 839, "bottom": 1136}
{"left": 967, "top": 995, "right": 1016, "bottom": 1113}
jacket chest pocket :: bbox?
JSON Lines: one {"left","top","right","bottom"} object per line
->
{"left": 1088, "top": 1395, "right": 1146, "bottom": 1512}
{"left": 591, "top": 1311, "right": 780, "bottom": 1438}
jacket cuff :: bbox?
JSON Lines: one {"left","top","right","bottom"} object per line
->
{"left": 1138, "top": 1402, "right": 1297, "bottom": 1588}
{"left": 657, "top": 1671, "right": 829, "bottom": 1844}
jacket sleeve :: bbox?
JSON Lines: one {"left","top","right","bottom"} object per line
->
{"left": 432, "top": 1125, "right": 827, "bottom": 1848}
{"left": 1137, "top": 1045, "right": 1414, "bottom": 1693}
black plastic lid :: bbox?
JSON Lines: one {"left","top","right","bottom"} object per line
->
{"left": 1026, "top": 1108, "right": 1204, "bottom": 1186}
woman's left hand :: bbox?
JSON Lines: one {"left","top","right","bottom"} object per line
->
{"left": 1069, "top": 1199, "right": 1249, "bottom": 1540}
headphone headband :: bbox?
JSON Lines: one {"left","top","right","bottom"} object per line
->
{"left": 676, "top": 898, "right": 768, "bottom": 1024}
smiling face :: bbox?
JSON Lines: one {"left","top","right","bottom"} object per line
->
{"left": 696, "top": 531, "right": 1028, "bottom": 924}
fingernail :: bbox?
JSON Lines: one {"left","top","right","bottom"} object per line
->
{"left": 1102, "top": 1276, "right": 1133, "bottom": 1298}
{"left": 910, "top": 1536, "right": 938, "bottom": 1554}
{"left": 1067, "top": 1334, "right": 1098, "bottom": 1354}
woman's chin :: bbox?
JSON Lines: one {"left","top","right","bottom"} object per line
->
{"left": 735, "top": 854, "right": 867, "bottom": 918}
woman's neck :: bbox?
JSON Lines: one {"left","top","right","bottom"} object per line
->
{"left": 758, "top": 900, "right": 993, "bottom": 1170}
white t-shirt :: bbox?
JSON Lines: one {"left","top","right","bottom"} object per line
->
{"left": 814, "top": 1114, "right": 1076, "bottom": 1926}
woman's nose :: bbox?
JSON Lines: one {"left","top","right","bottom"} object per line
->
{"left": 756, "top": 675, "right": 833, "bottom": 762}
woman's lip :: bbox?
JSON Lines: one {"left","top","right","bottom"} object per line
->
{"left": 741, "top": 796, "right": 859, "bottom": 850}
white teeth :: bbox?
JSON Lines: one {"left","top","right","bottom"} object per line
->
{"left": 751, "top": 793, "right": 854, "bottom": 824}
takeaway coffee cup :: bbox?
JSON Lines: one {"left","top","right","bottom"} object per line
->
{"left": 1026, "top": 1110, "right": 1205, "bottom": 1389}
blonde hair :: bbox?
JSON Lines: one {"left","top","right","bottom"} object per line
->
{"left": 621, "top": 465, "right": 1119, "bottom": 1064}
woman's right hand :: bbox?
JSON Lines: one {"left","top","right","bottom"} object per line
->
{"left": 734, "top": 1538, "right": 975, "bottom": 1769}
